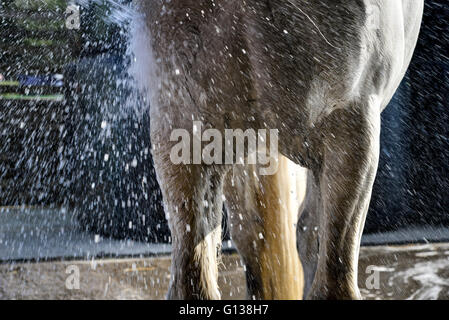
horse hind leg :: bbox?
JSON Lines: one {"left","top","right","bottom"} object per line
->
{"left": 307, "top": 104, "right": 381, "bottom": 300}
{"left": 224, "top": 155, "right": 306, "bottom": 300}
{"left": 153, "top": 142, "right": 226, "bottom": 299}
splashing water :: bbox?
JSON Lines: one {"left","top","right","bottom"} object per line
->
{"left": 0, "top": 0, "right": 168, "bottom": 259}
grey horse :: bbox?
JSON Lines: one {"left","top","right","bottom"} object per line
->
{"left": 135, "top": 0, "right": 424, "bottom": 300}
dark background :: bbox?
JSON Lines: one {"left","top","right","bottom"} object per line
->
{"left": 0, "top": 0, "right": 448, "bottom": 243}
{"left": 366, "top": 0, "right": 449, "bottom": 233}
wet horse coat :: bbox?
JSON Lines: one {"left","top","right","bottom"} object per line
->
{"left": 137, "top": 0, "right": 424, "bottom": 299}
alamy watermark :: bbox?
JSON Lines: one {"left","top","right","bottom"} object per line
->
{"left": 65, "top": 4, "right": 80, "bottom": 30}
{"left": 65, "top": 265, "right": 80, "bottom": 290}
{"left": 364, "top": 265, "right": 390, "bottom": 290}
{"left": 170, "top": 121, "right": 279, "bottom": 175}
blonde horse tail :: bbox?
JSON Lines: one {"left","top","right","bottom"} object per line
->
{"left": 225, "top": 155, "right": 307, "bottom": 299}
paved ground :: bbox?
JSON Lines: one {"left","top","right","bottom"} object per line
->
{"left": 1, "top": 243, "right": 449, "bottom": 300}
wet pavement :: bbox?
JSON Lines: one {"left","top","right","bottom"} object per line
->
{"left": 3, "top": 207, "right": 449, "bottom": 261}
{"left": 1, "top": 243, "right": 449, "bottom": 300}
